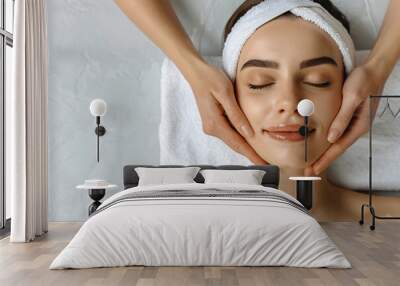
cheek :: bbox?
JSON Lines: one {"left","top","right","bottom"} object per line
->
{"left": 236, "top": 87, "right": 287, "bottom": 166}
{"left": 307, "top": 90, "right": 342, "bottom": 165}
{"left": 311, "top": 92, "right": 342, "bottom": 133}
{"left": 236, "top": 88, "right": 272, "bottom": 130}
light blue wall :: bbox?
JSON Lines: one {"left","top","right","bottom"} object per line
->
{"left": 47, "top": 0, "right": 388, "bottom": 221}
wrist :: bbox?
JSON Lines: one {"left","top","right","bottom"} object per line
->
{"left": 171, "top": 47, "right": 206, "bottom": 78}
{"left": 178, "top": 54, "right": 210, "bottom": 86}
{"left": 364, "top": 53, "right": 397, "bottom": 83}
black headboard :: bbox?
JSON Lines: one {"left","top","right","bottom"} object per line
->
{"left": 123, "top": 165, "right": 280, "bottom": 189}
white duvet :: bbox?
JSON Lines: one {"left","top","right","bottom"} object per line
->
{"left": 50, "top": 183, "right": 350, "bottom": 269}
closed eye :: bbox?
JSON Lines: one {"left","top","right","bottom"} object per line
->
{"left": 304, "top": 81, "right": 331, "bottom": 88}
{"left": 248, "top": 83, "right": 275, "bottom": 90}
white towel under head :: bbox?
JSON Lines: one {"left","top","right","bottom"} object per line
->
{"left": 222, "top": 0, "right": 356, "bottom": 80}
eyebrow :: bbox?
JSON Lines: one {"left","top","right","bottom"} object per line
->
{"left": 240, "top": 56, "right": 338, "bottom": 71}
{"left": 300, "top": 56, "right": 338, "bottom": 69}
{"left": 241, "top": 59, "right": 279, "bottom": 70}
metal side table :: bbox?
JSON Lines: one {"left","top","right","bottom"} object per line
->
{"left": 76, "top": 183, "right": 117, "bottom": 215}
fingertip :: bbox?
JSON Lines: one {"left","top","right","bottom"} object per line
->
{"left": 304, "top": 167, "right": 313, "bottom": 176}
{"left": 313, "top": 164, "right": 323, "bottom": 176}
{"left": 241, "top": 124, "right": 254, "bottom": 138}
{"left": 249, "top": 154, "right": 267, "bottom": 165}
{"left": 256, "top": 158, "right": 268, "bottom": 165}
{"left": 327, "top": 128, "right": 341, "bottom": 143}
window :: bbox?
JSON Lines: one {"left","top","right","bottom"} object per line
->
{"left": 0, "top": 0, "right": 14, "bottom": 234}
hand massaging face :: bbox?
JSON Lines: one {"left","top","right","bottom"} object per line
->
{"left": 223, "top": 0, "right": 356, "bottom": 169}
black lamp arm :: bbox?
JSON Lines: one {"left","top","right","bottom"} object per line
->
{"left": 94, "top": 116, "right": 106, "bottom": 162}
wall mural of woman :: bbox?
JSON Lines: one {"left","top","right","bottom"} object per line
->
{"left": 115, "top": 0, "right": 400, "bottom": 220}
{"left": 160, "top": 0, "right": 358, "bottom": 176}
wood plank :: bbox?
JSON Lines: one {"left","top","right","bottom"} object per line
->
{"left": 0, "top": 222, "right": 400, "bottom": 286}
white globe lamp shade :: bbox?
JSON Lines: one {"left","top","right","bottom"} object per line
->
{"left": 297, "top": 99, "right": 314, "bottom": 117}
{"left": 90, "top": 99, "right": 107, "bottom": 117}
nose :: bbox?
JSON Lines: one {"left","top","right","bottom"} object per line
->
{"left": 274, "top": 83, "right": 300, "bottom": 117}
{"left": 277, "top": 101, "right": 297, "bottom": 115}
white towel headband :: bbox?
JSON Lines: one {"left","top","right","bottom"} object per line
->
{"left": 222, "top": 0, "right": 356, "bottom": 80}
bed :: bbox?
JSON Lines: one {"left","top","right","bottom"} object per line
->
{"left": 50, "top": 165, "right": 350, "bottom": 269}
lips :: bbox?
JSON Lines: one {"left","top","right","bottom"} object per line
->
{"left": 263, "top": 124, "right": 315, "bottom": 142}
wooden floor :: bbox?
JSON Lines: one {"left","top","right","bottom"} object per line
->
{"left": 0, "top": 222, "right": 399, "bottom": 286}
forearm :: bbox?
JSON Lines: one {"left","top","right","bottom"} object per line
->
{"left": 114, "top": 0, "right": 205, "bottom": 78}
{"left": 365, "top": 0, "right": 400, "bottom": 80}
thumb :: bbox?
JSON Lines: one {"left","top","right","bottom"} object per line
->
{"left": 217, "top": 90, "right": 255, "bottom": 138}
{"left": 327, "top": 95, "right": 361, "bottom": 143}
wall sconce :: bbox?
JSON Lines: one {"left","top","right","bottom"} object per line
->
{"left": 89, "top": 99, "right": 107, "bottom": 162}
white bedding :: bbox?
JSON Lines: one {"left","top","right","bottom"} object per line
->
{"left": 50, "top": 183, "right": 350, "bottom": 269}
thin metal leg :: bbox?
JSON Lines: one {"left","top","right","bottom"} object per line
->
{"left": 359, "top": 204, "right": 366, "bottom": 225}
{"left": 369, "top": 206, "right": 376, "bottom": 231}
{"left": 358, "top": 96, "right": 400, "bottom": 231}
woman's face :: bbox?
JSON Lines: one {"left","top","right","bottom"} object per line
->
{"left": 236, "top": 15, "right": 344, "bottom": 169}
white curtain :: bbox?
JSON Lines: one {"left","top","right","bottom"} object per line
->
{"left": 8, "top": 0, "right": 48, "bottom": 242}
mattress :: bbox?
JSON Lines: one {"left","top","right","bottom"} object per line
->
{"left": 50, "top": 183, "right": 350, "bottom": 269}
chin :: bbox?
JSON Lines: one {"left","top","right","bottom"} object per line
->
{"left": 270, "top": 157, "right": 307, "bottom": 170}
{"left": 250, "top": 139, "right": 328, "bottom": 170}
{"left": 257, "top": 148, "right": 320, "bottom": 170}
